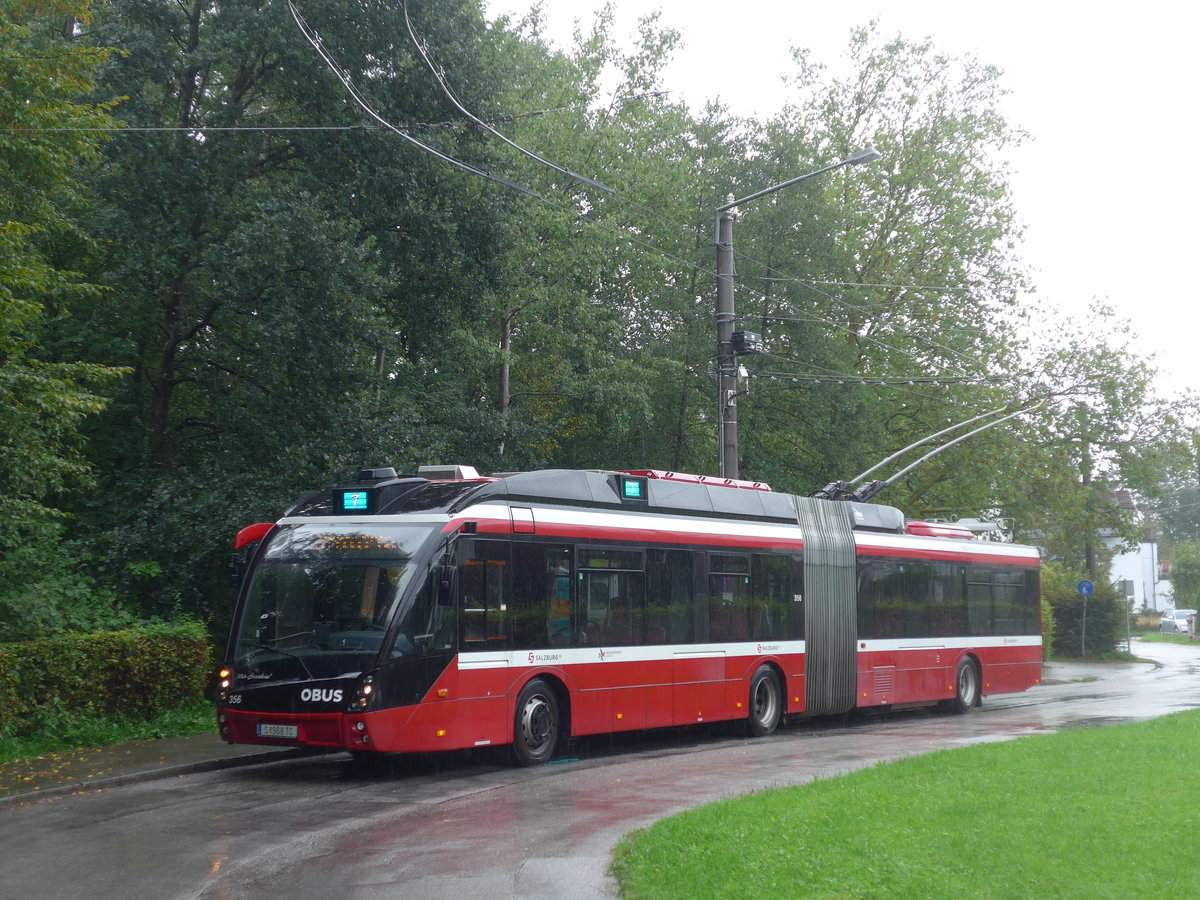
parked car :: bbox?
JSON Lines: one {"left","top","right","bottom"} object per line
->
{"left": 1160, "top": 609, "right": 1197, "bottom": 634}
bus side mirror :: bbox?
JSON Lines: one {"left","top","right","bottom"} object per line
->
{"left": 438, "top": 565, "right": 457, "bottom": 606}
{"left": 231, "top": 522, "right": 273, "bottom": 586}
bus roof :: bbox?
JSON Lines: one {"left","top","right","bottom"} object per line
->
{"left": 282, "top": 466, "right": 908, "bottom": 535}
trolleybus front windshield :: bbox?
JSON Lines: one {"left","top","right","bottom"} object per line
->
{"left": 234, "top": 523, "right": 437, "bottom": 681}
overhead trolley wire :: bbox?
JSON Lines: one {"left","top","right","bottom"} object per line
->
{"left": 400, "top": 0, "right": 612, "bottom": 195}
{"left": 285, "top": 0, "right": 545, "bottom": 201}
{"left": 400, "top": 0, "right": 714, "bottom": 252}
{"left": 729, "top": 250, "right": 993, "bottom": 378}
{"left": 287, "top": 0, "right": 707, "bottom": 258}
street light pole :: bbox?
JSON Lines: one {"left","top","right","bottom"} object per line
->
{"left": 715, "top": 197, "right": 738, "bottom": 479}
{"left": 714, "top": 148, "right": 882, "bottom": 480}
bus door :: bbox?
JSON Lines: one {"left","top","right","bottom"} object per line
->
{"left": 576, "top": 547, "right": 646, "bottom": 731}
{"left": 672, "top": 553, "right": 746, "bottom": 726}
{"left": 456, "top": 539, "right": 510, "bottom": 746}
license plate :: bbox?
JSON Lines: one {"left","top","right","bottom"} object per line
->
{"left": 256, "top": 723, "right": 298, "bottom": 739}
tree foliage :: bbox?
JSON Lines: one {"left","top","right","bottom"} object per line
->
{"left": 64, "top": 0, "right": 518, "bottom": 621}
{"left": 0, "top": 2, "right": 1189, "bottom": 642}
{"left": 1167, "top": 540, "right": 1200, "bottom": 608}
{"left": 0, "top": 0, "right": 128, "bottom": 635}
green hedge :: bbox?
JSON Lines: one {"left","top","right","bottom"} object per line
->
{"left": 0, "top": 621, "right": 212, "bottom": 736}
{"left": 1042, "top": 561, "right": 1123, "bottom": 658}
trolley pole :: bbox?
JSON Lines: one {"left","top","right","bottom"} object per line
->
{"left": 714, "top": 148, "right": 882, "bottom": 480}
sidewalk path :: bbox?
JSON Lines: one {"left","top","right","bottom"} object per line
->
{"left": 0, "top": 731, "right": 317, "bottom": 806}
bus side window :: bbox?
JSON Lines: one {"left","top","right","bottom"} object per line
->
{"left": 930, "top": 564, "right": 967, "bottom": 636}
{"left": 858, "top": 560, "right": 914, "bottom": 640}
{"left": 751, "top": 553, "right": 793, "bottom": 641}
{"left": 461, "top": 540, "right": 509, "bottom": 645}
{"left": 1024, "top": 569, "right": 1041, "bottom": 634}
{"left": 508, "top": 543, "right": 573, "bottom": 649}
{"left": 902, "top": 563, "right": 932, "bottom": 638}
{"left": 789, "top": 555, "right": 805, "bottom": 641}
{"left": 708, "top": 553, "right": 751, "bottom": 642}
{"left": 646, "top": 549, "right": 693, "bottom": 644}
{"left": 391, "top": 569, "right": 455, "bottom": 657}
{"left": 577, "top": 547, "right": 644, "bottom": 646}
{"left": 547, "top": 549, "right": 573, "bottom": 646}
{"left": 966, "top": 567, "right": 995, "bottom": 636}
{"left": 992, "top": 569, "right": 1032, "bottom": 635}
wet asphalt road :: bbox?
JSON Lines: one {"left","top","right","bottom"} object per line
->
{"left": 2, "top": 640, "right": 1198, "bottom": 900}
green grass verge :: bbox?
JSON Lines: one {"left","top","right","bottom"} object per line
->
{"left": 0, "top": 699, "right": 216, "bottom": 765}
{"left": 612, "top": 710, "right": 1200, "bottom": 898}
{"left": 1136, "top": 631, "right": 1198, "bottom": 644}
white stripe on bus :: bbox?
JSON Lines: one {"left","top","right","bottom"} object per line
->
{"left": 456, "top": 635, "right": 1039, "bottom": 671}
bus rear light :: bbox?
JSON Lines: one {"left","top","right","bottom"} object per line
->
{"left": 437, "top": 688, "right": 448, "bottom": 698}
{"left": 436, "top": 729, "right": 447, "bottom": 738}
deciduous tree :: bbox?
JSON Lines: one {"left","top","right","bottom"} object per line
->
{"left": 0, "top": 0, "right": 127, "bottom": 636}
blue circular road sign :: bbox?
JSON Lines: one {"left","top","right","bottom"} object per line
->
{"left": 1077, "top": 580, "right": 1095, "bottom": 596}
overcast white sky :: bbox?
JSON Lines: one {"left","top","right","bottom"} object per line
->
{"left": 485, "top": 1, "right": 1198, "bottom": 401}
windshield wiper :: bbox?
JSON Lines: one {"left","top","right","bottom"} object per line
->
{"left": 243, "top": 638, "right": 316, "bottom": 680}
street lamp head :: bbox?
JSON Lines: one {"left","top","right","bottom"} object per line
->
{"left": 844, "top": 147, "right": 883, "bottom": 166}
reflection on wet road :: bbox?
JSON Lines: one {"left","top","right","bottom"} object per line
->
{"left": 2, "top": 641, "right": 1198, "bottom": 900}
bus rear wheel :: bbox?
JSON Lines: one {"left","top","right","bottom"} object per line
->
{"left": 950, "top": 658, "right": 980, "bottom": 714}
{"left": 512, "top": 678, "right": 561, "bottom": 766}
{"left": 746, "top": 665, "right": 783, "bottom": 737}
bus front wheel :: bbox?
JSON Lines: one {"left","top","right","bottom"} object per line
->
{"left": 746, "top": 665, "right": 783, "bottom": 737}
{"left": 512, "top": 678, "right": 561, "bottom": 766}
{"left": 950, "top": 658, "right": 980, "bottom": 714}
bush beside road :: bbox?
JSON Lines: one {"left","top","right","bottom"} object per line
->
{"left": 0, "top": 620, "right": 213, "bottom": 765}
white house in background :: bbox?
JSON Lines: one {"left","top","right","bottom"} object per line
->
{"left": 1100, "top": 490, "right": 1173, "bottom": 612}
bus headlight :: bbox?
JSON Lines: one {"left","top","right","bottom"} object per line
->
{"left": 355, "top": 675, "right": 377, "bottom": 709}
{"left": 217, "top": 667, "right": 233, "bottom": 700}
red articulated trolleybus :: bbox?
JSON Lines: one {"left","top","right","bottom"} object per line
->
{"left": 216, "top": 465, "right": 1042, "bottom": 765}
